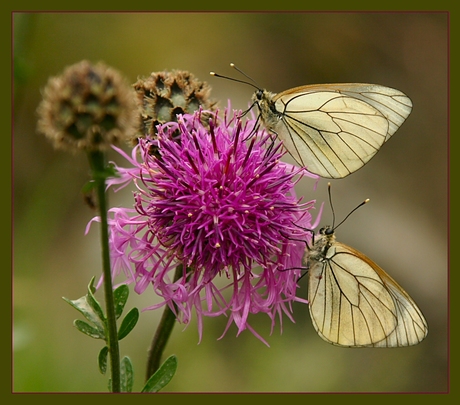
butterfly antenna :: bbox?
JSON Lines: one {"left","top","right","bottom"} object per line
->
{"left": 229, "top": 63, "right": 260, "bottom": 88}
{"left": 328, "top": 183, "right": 369, "bottom": 230}
{"left": 210, "top": 63, "right": 260, "bottom": 90}
{"left": 327, "top": 183, "right": 336, "bottom": 229}
{"left": 335, "top": 198, "right": 370, "bottom": 230}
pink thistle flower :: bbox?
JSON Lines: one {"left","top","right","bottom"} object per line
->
{"left": 97, "top": 108, "right": 319, "bottom": 345}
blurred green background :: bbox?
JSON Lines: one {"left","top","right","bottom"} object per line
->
{"left": 13, "top": 12, "right": 448, "bottom": 392}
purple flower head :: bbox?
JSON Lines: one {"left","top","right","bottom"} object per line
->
{"left": 97, "top": 107, "right": 319, "bottom": 345}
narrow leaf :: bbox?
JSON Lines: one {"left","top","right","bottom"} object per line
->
{"left": 81, "top": 180, "right": 96, "bottom": 194}
{"left": 113, "top": 284, "right": 129, "bottom": 319}
{"left": 88, "top": 276, "right": 97, "bottom": 294}
{"left": 106, "top": 162, "right": 120, "bottom": 178}
{"left": 74, "top": 319, "right": 105, "bottom": 339}
{"left": 86, "top": 278, "right": 105, "bottom": 322}
{"left": 63, "top": 296, "right": 105, "bottom": 335}
{"left": 92, "top": 163, "right": 119, "bottom": 181}
{"left": 141, "top": 355, "right": 177, "bottom": 393}
{"left": 120, "top": 356, "right": 134, "bottom": 393}
{"left": 98, "top": 346, "right": 109, "bottom": 375}
{"left": 118, "top": 308, "right": 139, "bottom": 340}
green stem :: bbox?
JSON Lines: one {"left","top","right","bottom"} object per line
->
{"left": 88, "top": 150, "right": 121, "bottom": 393}
{"left": 145, "top": 264, "right": 183, "bottom": 381}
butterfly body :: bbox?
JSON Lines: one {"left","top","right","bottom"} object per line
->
{"left": 253, "top": 83, "right": 413, "bottom": 178}
{"left": 305, "top": 226, "right": 428, "bottom": 347}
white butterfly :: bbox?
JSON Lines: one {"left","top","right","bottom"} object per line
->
{"left": 211, "top": 65, "right": 413, "bottom": 179}
{"left": 305, "top": 194, "right": 428, "bottom": 347}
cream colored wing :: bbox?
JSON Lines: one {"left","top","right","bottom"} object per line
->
{"left": 307, "top": 242, "right": 427, "bottom": 347}
{"left": 272, "top": 84, "right": 412, "bottom": 178}
{"left": 370, "top": 266, "right": 428, "bottom": 347}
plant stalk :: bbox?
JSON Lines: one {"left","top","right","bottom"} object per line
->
{"left": 145, "top": 264, "right": 183, "bottom": 381}
{"left": 89, "top": 150, "right": 121, "bottom": 393}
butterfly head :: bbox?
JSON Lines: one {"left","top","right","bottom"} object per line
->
{"left": 320, "top": 226, "right": 335, "bottom": 236}
{"left": 315, "top": 226, "right": 336, "bottom": 251}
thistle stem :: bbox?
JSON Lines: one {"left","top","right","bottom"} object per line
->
{"left": 88, "top": 150, "right": 121, "bottom": 393}
{"left": 145, "top": 264, "right": 183, "bottom": 381}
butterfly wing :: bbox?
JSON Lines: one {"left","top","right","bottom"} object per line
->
{"left": 307, "top": 241, "right": 427, "bottom": 347}
{"left": 369, "top": 262, "right": 429, "bottom": 347}
{"left": 271, "top": 83, "right": 412, "bottom": 178}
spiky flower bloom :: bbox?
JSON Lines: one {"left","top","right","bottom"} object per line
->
{"left": 96, "top": 107, "right": 318, "bottom": 344}
{"left": 37, "top": 60, "right": 140, "bottom": 152}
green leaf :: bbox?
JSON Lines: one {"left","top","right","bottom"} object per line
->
{"left": 120, "top": 356, "right": 134, "bottom": 393}
{"left": 118, "top": 308, "right": 139, "bottom": 340}
{"left": 141, "top": 355, "right": 177, "bottom": 393}
{"left": 63, "top": 296, "right": 105, "bottom": 335}
{"left": 113, "top": 284, "right": 129, "bottom": 319}
{"left": 92, "top": 162, "right": 120, "bottom": 181}
{"left": 88, "top": 277, "right": 97, "bottom": 295}
{"left": 98, "top": 346, "right": 109, "bottom": 375}
{"left": 86, "top": 278, "right": 105, "bottom": 323}
{"left": 105, "top": 162, "right": 120, "bottom": 178}
{"left": 74, "top": 319, "right": 105, "bottom": 339}
{"left": 81, "top": 180, "right": 96, "bottom": 194}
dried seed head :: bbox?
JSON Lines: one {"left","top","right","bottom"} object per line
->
{"left": 37, "top": 60, "right": 140, "bottom": 152}
{"left": 132, "top": 70, "right": 217, "bottom": 148}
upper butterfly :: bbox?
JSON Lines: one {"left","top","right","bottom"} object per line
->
{"left": 211, "top": 64, "right": 413, "bottom": 179}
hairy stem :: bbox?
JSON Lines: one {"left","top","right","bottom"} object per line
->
{"left": 145, "top": 264, "right": 183, "bottom": 381}
{"left": 88, "top": 150, "right": 121, "bottom": 392}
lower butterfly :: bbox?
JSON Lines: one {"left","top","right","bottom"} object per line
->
{"left": 211, "top": 64, "right": 413, "bottom": 179}
{"left": 304, "top": 186, "right": 428, "bottom": 347}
